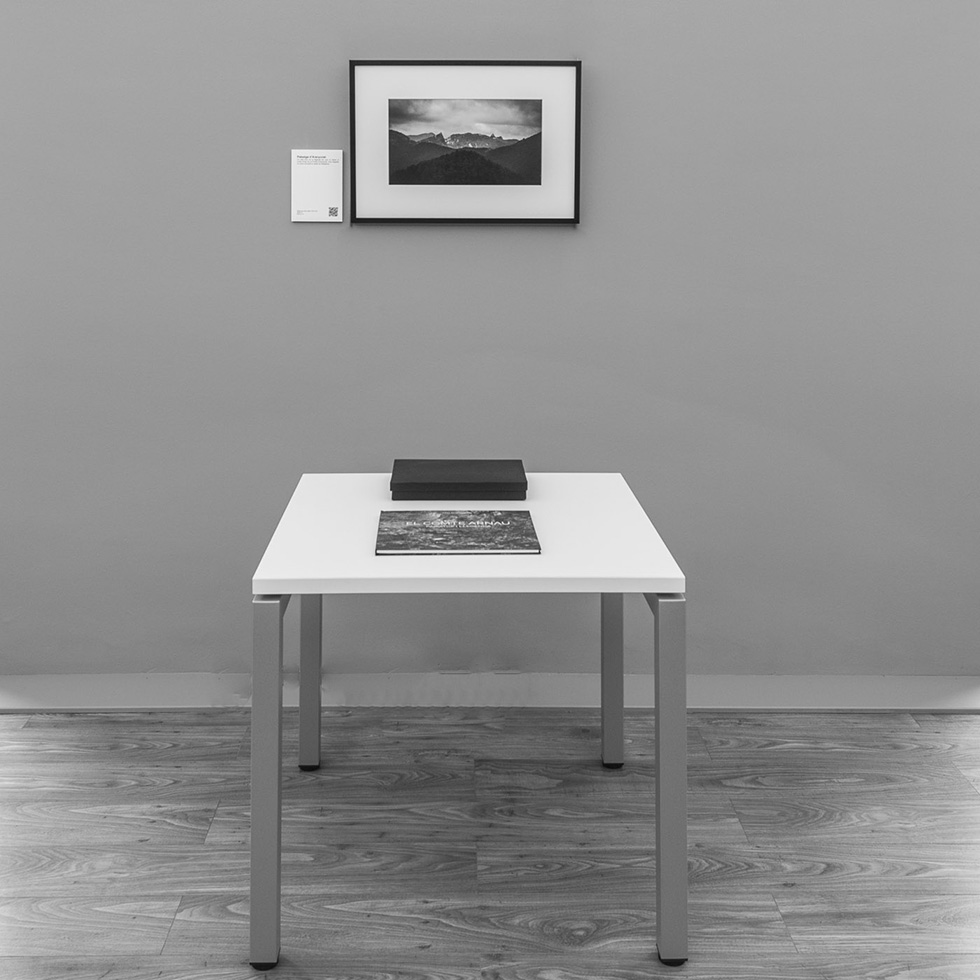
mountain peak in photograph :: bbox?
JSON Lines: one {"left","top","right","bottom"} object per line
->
{"left": 407, "top": 132, "right": 447, "bottom": 146}
{"left": 444, "top": 132, "right": 520, "bottom": 150}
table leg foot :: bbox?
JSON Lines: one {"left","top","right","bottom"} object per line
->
{"left": 658, "top": 951, "right": 688, "bottom": 967}
{"left": 602, "top": 761, "right": 624, "bottom": 769}
{"left": 298, "top": 764, "right": 320, "bottom": 771}
{"left": 250, "top": 959, "right": 279, "bottom": 971}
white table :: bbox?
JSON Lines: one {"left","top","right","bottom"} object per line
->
{"left": 250, "top": 472, "right": 687, "bottom": 968}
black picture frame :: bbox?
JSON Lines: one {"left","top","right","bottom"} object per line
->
{"left": 350, "top": 60, "right": 581, "bottom": 224}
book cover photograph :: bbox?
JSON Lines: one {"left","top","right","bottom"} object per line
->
{"left": 376, "top": 510, "right": 541, "bottom": 555}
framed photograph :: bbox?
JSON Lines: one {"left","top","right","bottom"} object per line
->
{"left": 350, "top": 60, "right": 581, "bottom": 224}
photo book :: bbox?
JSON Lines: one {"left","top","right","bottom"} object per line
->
{"left": 375, "top": 510, "right": 541, "bottom": 555}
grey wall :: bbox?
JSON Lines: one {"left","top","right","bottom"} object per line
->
{"left": 2, "top": 1, "right": 978, "bottom": 679}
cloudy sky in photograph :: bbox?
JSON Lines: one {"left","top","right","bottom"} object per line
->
{"left": 389, "top": 99, "right": 542, "bottom": 140}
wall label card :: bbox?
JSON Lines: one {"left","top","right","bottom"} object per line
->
{"left": 291, "top": 149, "right": 343, "bottom": 222}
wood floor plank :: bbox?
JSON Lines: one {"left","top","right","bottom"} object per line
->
{"left": 0, "top": 896, "right": 179, "bottom": 956}
{"left": 911, "top": 713, "right": 980, "bottom": 732}
{"left": 702, "top": 730, "right": 980, "bottom": 766}
{"left": 730, "top": 789, "right": 980, "bottom": 844}
{"left": 0, "top": 801, "right": 215, "bottom": 845}
{"left": 0, "top": 842, "right": 477, "bottom": 899}
{"left": 0, "top": 844, "right": 248, "bottom": 897}
{"left": 803, "top": 955, "right": 980, "bottom": 980}
{"left": 688, "top": 841, "right": 980, "bottom": 889}
{"left": 696, "top": 710, "right": 922, "bottom": 732}
{"left": 689, "top": 759, "right": 977, "bottom": 795}
{"left": 0, "top": 732, "right": 243, "bottom": 766}
{"left": 22, "top": 709, "right": 251, "bottom": 728}
{"left": 776, "top": 887, "right": 980, "bottom": 954}
{"left": 0, "top": 765, "right": 249, "bottom": 802}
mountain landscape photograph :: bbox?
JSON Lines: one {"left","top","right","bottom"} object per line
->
{"left": 388, "top": 98, "right": 542, "bottom": 185}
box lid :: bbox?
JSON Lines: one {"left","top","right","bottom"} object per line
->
{"left": 390, "top": 458, "right": 528, "bottom": 492}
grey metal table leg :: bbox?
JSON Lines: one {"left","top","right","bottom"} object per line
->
{"left": 601, "top": 592, "right": 625, "bottom": 767}
{"left": 250, "top": 594, "right": 289, "bottom": 970}
{"left": 646, "top": 592, "right": 688, "bottom": 966}
{"left": 298, "top": 594, "right": 322, "bottom": 770}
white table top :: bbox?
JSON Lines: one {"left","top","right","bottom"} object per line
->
{"left": 252, "top": 472, "right": 685, "bottom": 595}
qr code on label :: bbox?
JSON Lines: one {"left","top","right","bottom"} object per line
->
{"left": 328, "top": 207, "right": 339, "bottom": 217}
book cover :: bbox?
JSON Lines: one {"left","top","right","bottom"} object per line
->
{"left": 375, "top": 510, "right": 541, "bottom": 555}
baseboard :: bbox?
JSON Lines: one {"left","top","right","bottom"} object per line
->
{"left": 2, "top": 671, "right": 980, "bottom": 711}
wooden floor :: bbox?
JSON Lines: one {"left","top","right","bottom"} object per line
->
{"left": 2, "top": 708, "right": 980, "bottom": 980}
